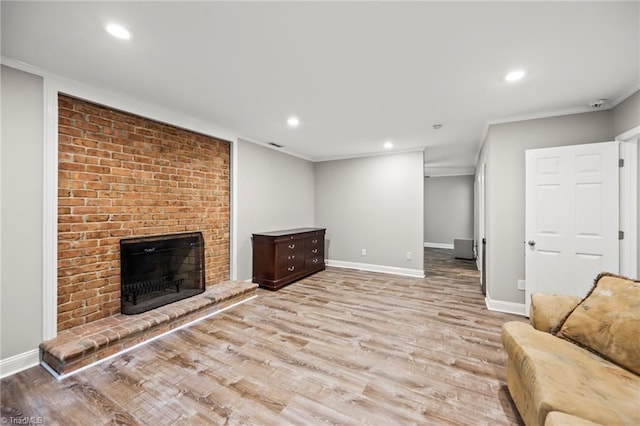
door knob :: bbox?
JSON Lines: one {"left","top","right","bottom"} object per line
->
{"left": 527, "top": 240, "right": 536, "bottom": 247}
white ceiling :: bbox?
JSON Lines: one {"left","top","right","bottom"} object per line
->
{"left": 2, "top": 1, "right": 639, "bottom": 176}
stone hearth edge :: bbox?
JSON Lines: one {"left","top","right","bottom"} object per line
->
{"left": 40, "top": 281, "right": 258, "bottom": 378}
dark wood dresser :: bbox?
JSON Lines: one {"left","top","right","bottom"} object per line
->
{"left": 252, "top": 227, "right": 326, "bottom": 290}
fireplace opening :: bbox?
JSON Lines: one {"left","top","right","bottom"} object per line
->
{"left": 120, "top": 232, "right": 205, "bottom": 315}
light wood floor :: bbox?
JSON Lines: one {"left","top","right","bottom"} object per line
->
{"left": 1, "top": 249, "right": 525, "bottom": 425}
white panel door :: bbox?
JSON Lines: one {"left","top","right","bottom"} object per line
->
{"left": 525, "top": 142, "right": 619, "bottom": 316}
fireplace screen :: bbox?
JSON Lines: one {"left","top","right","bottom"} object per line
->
{"left": 120, "top": 232, "right": 205, "bottom": 315}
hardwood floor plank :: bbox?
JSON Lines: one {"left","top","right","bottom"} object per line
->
{"left": 1, "top": 249, "right": 525, "bottom": 425}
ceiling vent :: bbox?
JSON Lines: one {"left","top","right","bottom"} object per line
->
{"left": 588, "top": 99, "right": 607, "bottom": 109}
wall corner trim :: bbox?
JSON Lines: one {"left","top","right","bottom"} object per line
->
{"left": 0, "top": 349, "right": 40, "bottom": 379}
{"left": 326, "top": 259, "right": 425, "bottom": 278}
{"left": 484, "top": 296, "right": 527, "bottom": 317}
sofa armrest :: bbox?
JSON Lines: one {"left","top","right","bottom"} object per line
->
{"left": 529, "top": 293, "right": 581, "bottom": 333}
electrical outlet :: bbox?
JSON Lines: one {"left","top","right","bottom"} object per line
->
{"left": 361, "top": 248, "right": 367, "bottom": 256}
{"left": 406, "top": 251, "right": 412, "bottom": 260}
{"left": 517, "top": 279, "right": 526, "bottom": 291}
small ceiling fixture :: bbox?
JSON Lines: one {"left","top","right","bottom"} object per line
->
{"left": 106, "top": 23, "right": 131, "bottom": 40}
{"left": 433, "top": 124, "right": 443, "bottom": 130}
{"left": 384, "top": 141, "right": 393, "bottom": 149}
{"left": 589, "top": 99, "right": 607, "bottom": 109}
{"left": 504, "top": 69, "right": 525, "bottom": 82}
{"left": 287, "top": 116, "right": 300, "bottom": 127}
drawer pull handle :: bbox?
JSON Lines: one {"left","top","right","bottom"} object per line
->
{"left": 288, "top": 255, "right": 295, "bottom": 260}
{"left": 311, "top": 239, "right": 318, "bottom": 244}
{"left": 287, "top": 266, "right": 295, "bottom": 272}
{"left": 312, "top": 259, "right": 319, "bottom": 264}
{"left": 311, "top": 248, "right": 318, "bottom": 254}
{"left": 288, "top": 244, "right": 295, "bottom": 249}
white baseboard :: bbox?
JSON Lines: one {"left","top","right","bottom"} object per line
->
{"left": 327, "top": 259, "right": 425, "bottom": 278}
{"left": 424, "top": 242, "right": 454, "bottom": 250}
{"left": 0, "top": 348, "right": 40, "bottom": 379}
{"left": 485, "top": 296, "right": 527, "bottom": 317}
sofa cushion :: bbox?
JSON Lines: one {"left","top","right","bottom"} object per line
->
{"left": 502, "top": 321, "right": 640, "bottom": 426}
{"left": 556, "top": 272, "right": 640, "bottom": 375}
{"left": 529, "top": 293, "right": 581, "bottom": 333}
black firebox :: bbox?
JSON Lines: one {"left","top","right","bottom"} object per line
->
{"left": 120, "top": 232, "right": 205, "bottom": 315}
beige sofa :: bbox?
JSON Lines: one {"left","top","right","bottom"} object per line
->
{"left": 501, "top": 273, "right": 640, "bottom": 426}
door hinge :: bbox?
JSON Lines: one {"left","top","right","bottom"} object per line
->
{"left": 619, "top": 158, "right": 625, "bottom": 167}
{"left": 619, "top": 230, "right": 625, "bottom": 240}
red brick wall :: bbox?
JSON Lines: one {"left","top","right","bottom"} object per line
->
{"left": 57, "top": 95, "right": 230, "bottom": 331}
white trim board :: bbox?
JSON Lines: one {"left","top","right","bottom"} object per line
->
{"left": 327, "top": 259, "right": 425, "bottom": 278}
{"left": 0, "top": 349, "right": 40, "bottom": 379}
{"left": 424, "top": 242, "right": 454, "bottom": 250}
{"left": 485, "top": 296, "right": 526, "bottom": 317}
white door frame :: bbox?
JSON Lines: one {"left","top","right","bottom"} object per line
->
{"left": 476, "top": 164, "right": 486, "bottom": 275}
{"left": 616, "top": 125, "right": 639, "bottom": 278}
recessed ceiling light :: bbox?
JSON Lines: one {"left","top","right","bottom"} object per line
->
{"left": 106, "top": 23, "right": 131, "bottom": 40}
{"left": 287, "top": 116, "right": 300, "bottom": 127}
{"left": 505, "top": 69, "right": 525, "bottom": 82}
{"left": 384, "top": 141, "right": 393, "bottom": 149}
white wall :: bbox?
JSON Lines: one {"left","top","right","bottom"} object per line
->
{"left": 315, "top": 152, "right": 424, "bottom": 276}
{"left": 236, "top": 140, "right": 315, "bottom": 281}
{"left": 424, "top": 175, "right": 474, "bottom": 247}
{"left": 1, "top": 66, "right": 44, "bottom": 363}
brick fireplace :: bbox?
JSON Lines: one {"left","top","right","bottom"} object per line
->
{"left": 57, "top": 95, "right": 230, "bottom": 332}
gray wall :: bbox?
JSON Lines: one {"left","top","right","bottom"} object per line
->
{"left": 424, "top": 175, "right": 474, "bottom": 246}
{"left": 315, "top": 152, "right": 424, "bottom": 273}
{"left": 612, "top": 90, "right": 640, "bottom": 136}
{"left": 236, "top": 140, "right": 315, "bottom": 281}
{"left": 1, "top": 66, "right": 44, "bottom": 359}
{"left": 481, "top": 110, "right": 613, "bottom": 304}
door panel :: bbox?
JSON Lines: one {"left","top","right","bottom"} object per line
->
{"left": 525, "top": 142, "right": 619, "bottom": 316}
{"left": 537, "top": 185, "right": 561, "bottom": 233}
{"left": 574, "top": 253, "right": 602, "bottom": 294}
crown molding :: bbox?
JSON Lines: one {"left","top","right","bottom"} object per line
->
{"left": 609, "top": 84, "right": 640, "bottom": 109}
{"left": 1, "top": 55, "right": 239, "bottom": 144}
{"left": 237, "top": 137, "right": 314, "bottom": 162}
{"left": 475, "top": 84, "right": 640, "bottom": 168}
{"left": 315, "top": 146, "right": 426, "bottom": 163}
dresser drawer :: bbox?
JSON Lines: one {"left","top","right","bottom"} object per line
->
{"left": 276, "top": 240, "right": 304, "bottom": 262}
{"left": 304, "top": 233, "right": 324, "bottom": 258}
{"left": 276, "top": 258, "right": 305, "bottom": 277}
{"left": 305, "top": 255, "right": 324, "bottom": 269}
{"left": 277, "top": 251, "right": 301, "bottom": 264}
{"left": 306, "top": 235, "right": 322, "bottom": 246}
{"left": 305, "top": 244, "right": 323, "bottom": 258}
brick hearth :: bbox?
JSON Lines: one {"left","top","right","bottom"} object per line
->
{"left": 41, "top": 281, "right": 258, "bottom": 376}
